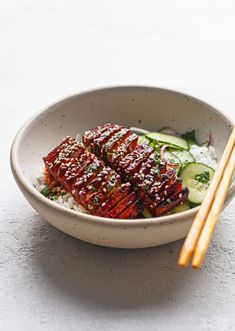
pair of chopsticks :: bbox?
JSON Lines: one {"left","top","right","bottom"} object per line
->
{"left": 178, "top": 127, "right": 235, "bottom": 269}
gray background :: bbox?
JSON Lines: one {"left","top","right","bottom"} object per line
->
{"left": 1, "top": 1, "right": 235, "bottom": 330}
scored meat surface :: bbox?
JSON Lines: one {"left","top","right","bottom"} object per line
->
{"left": 83, "top": 124, "right": 189, "bottom": 216}
{"left": 43, "top": 136, "right": 142, "bottom": 218}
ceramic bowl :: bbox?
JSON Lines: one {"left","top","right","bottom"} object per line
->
{"left": 10, "top": 86, "right": 235, "bottom": 248}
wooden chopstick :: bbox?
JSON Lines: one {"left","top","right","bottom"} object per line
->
{"left": 178, "top": 127, "right": 235, "bottom": 268}
{"left": 192, "top": 144, "right": 235, "bottom": 268}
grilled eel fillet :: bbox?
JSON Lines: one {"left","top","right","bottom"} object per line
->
{"left": 43, "top": 136, "right": 142, "bottom": 218}
{"left": 83, "top": 124, "right": 189, "bottom": 216}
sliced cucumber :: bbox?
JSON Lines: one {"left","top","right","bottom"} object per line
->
{"left": 171, "top": 201, "right": 191, "bottom": 214}
{"left": 143, "top": 208, "right": 152, "bottom": 218}
{"left": 130, "top": 127, "right": 150, "bottom": 135}
{"left": 159, "top": 127, "right": 179, "bottom": 136}
{"left": 146, "top": 132, "right": 189, "bottom": 150}
{"left": 138, "top": 135, "right": 150, "bottom": 145}
{"left": 163, "top": 151, "right": 181, "bottom": 164}
{"left": 170, "top": 149, "right": 195, "bottom": 166}
{"left": 199, "top": 141, "right": 209, "bottom": 147}
{"left": 163, "top": 151, "right": 181, "bottom": 173}
{"left": 180, "top": 163, "right": 215, "bottom": 204}
{"left": 181, "top": 130, "right": 210, "bottom": 147}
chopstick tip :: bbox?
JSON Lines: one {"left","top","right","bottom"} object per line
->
{"left": 178, "top": 262, "right": 187, "bottom": 269}
{"left": 178, "top": 246, "right": 192, "bottom": 268}
{"left": 192, "top": 249, "right": 205, "bottom": 269}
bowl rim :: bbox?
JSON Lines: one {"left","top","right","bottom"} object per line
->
{"left": 10, "top": 85, "right": 235, "bottom": 226}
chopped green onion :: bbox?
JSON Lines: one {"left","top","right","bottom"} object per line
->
{"left": 92, "top": 196, "right": 99, "bottom": 204}
{"left": 41, "top": 186, "right": 50, "bottom": 197}
{"left": 195, "top": 171, "right": 210, "bottom": 184}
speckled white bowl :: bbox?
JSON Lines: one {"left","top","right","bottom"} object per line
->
{"left": 10, "top": 86, "right": 235, "bottom": 248}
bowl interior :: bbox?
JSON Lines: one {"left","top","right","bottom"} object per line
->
{"left": 15, "top": 86, "right": 233, "bottom": 207}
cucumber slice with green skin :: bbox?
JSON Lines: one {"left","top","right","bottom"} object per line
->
{"left": 163, "top": 151, "right": 181, "bottom": 164}
{"left": 180, "top": 162, "right": 215, "bottom": 204}
{"left": 146, "top": 132, "right": 189, "bottom": 150}
{"left": 163, "top": 151, "right": 181, "bottom": 173}
{"left": 130, "top": 127, "right": 150, "bottom": 135}
{"left": 143, "top": 208, "right": 152, "bottom": 218}
{"left": 169, "top": 149, "right": 195, "bottom": 166}
{"left": 189, "top": 201, "right": 200, "bottom": 208}
{"left": 138, "top": 135, "right": 150, "bottom": 144}
{"left": 159, "top": 127, "right": 180, "bottom": 136}
{"left": 199, "top": 141, "right": 209, "bottom": 147}
{"left": 171, "top": 201, "right": 191, "bottom": 214}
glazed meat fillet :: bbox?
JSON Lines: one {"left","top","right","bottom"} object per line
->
{"left": 83, "top": 124, "right": 189, "bottom": 216}
{"left": 43, "top": 136, "right": 142, "bottom": 218}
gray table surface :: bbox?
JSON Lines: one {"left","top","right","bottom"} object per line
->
{"left": 1, "top": 1, "right": 235, "bottom": 330}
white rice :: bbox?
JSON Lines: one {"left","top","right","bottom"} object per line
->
{"left": 190, "top": 144, "right": 217, "bottom": 169}
{"left": 37, "top": 174, "right": 88, "bottom": 213}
